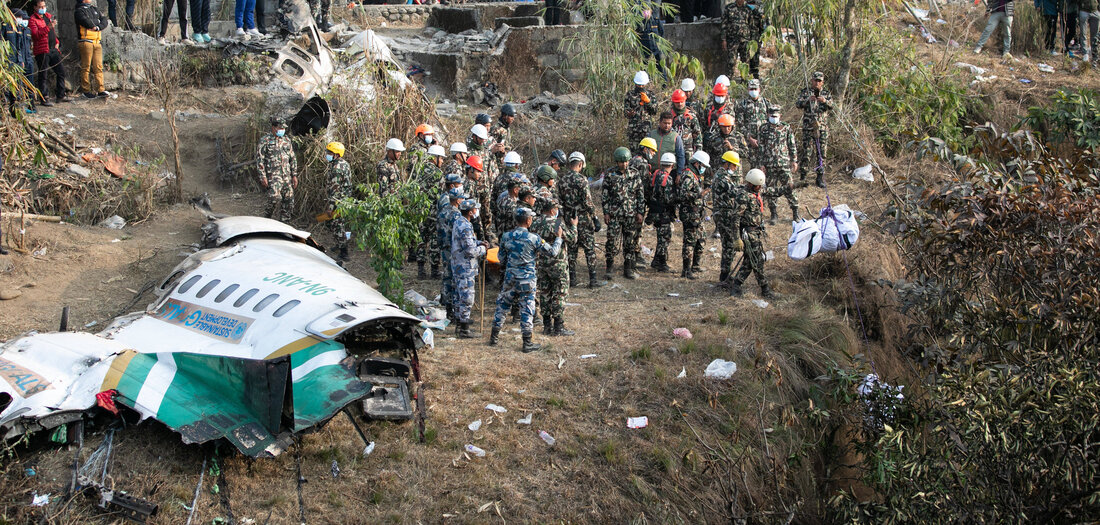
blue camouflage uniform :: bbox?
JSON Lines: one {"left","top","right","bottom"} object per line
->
{"left": 437, "top": 189, "right": 464, "bottom": 314}
{"left": 450, "top": 209, "right": 486, "bottom": 324}
{"left": 492, "top": 214, "right": 562, "bottom": 333}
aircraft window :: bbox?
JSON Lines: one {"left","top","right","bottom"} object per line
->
{"left": 234, "top": 288, "right": 259, "bottom": 307}
{"left": 177, "top": 275, "right": 203, "bottom": 294}
{"left": 196, "top": 279, "right": 221, "bottom": 298}
{"left": 253, "top": 293, "right": 280, "bottom": 312}
{"left": 214, "top": 284, "right": 240, "bottom": 303}
{"left": 273, "top": 300, "right": 301, "bottom": 317}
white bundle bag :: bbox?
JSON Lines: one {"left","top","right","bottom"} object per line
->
{"left": 815, "top": 204, "right": 860, "bottom": 252}
{"left": 787, "top": 219, "right": 822, "bottom": 260}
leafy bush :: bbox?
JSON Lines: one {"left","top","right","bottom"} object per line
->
{"left": 1023, "top": 88, "right": 1100, "bottom": 149}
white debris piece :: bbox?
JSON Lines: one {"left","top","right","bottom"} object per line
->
{"left": 516, "top": 414, "right": 533, "bottom": 425}
{"left": 704, "top": 359, "right": 738, "bottom": 379}
{"left": 677, "top": 367, "right": 686, "bottom": 378}
{"left": 99, "top": 215, "right": 126, "bottom": 229}
{"left": 468, "top": 419, "right": 482, "bottom": 431}
{"left": 954, "top": 62, "right": 987, "bottom": 75}
{"left": 852, "top": 164, "right": 874, "bottom": 182}
{"left": 627, "top": 416, "right": 649, "bottom": 429}
{"left": 465, "top": 444, "right": 486, "bottom": 457}
{"left": 485, "top": 404, "right": 507, "bottom": 413}
{"left": 752, "top": 299, "right": 770, "bottom": 309}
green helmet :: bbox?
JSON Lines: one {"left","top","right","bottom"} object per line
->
{"left": 536, "top": 165, "right": 558, "bottom": 182}
{"left": 613, "top": 147, "right": 631, "bottom": 162}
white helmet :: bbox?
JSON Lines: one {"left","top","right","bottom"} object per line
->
{"left": 633, "top": 70, "right": 650, "bottom": 85}
{"left": 427, "top": 144, "right": 446, "bottom": 157}
{"left": 503, "top": 151, "right": 522, "bottom": 166}
{"left": 449, "top": 142, "right": 468, "bottom": 154}
{"left": 680, "top": 78, "right": 696, "bottom": 92}
{"left": 690, "top": 150, "right": 710, "bottom": 168}
{"left": 385, "top": 138, "right": 405, "bottom": 151}
{"left": 745, "top": 168, "right": 766, "bottom": 187}
{"left": 470, "top": 124, "right": 488, "bottom": 140}
{"left": 716, "top": 75, "right": 731, "bottom": 88}
{"left": 659, "top": 152, "right": 675, "bottom": 165}
{"left": 568, "top": 151, "right": 585, "bottom": 164}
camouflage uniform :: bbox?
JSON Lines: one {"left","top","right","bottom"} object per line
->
{"left": 627, "top": 154, "right": 652, "bottom": 263}
{"left": 677, "top": 165, "right": 706, "bottom": 275}
{"left": 734, "top": 95, "right": 770, "bottom": 167}
{"left": 646, "top": 165, "right": 677, "bottom": 270}
{"left": 721, "top": 1, "right": 764, "bottom": 78}
{"left": 624, "top": 86, "right": 658, "bottom": 150}
{"left": 757, "top": 119, "right": 799, "bottom": 218}
{"left": 467, "top": 141, "right": 500, "bottom": 191}
{"left": 712, "top": 166, "right": 742, "bottom": 282}
{"left": 704, "top": 126, "right": 748, "bottom": 188}
{"left": 376, "top": 157, "right": 402, "bottom": 196}
{"left": 534, "top": 183, "right": 557, "bottom": 214}
{"left": 672, "top": 106, "right": 704, "bottom": 155}
{"left": 492, "top": 168, "right": 520, "bottom": 215}
{"left": 495, "top": 192, "right": 518, "bottom": 239}
{"left": 493, "top": 225, "right": 562, "bottom": 333}
{"left": 416, "top": 162, "right": 445, "bottom": 267}
{"left": 601, "top": 164, "right": 645, "bottom": 276}
{"left": 451, "top": 213, "right": 487, "bottom": 324}
{"left": 559, "top": 169, "right": 599, "bottom": 281}
{"left": 489, "top": 120, "right": 511, "bottom": 174}
{"left": 325, "top": 157, "right": 354, "bottom": 255}
{"left": 442, "top": 158, "right": 465, "bottom": 178}
{"left": 795, "top": 86, "right": 833, "bottom": 179}
{"left": 729, "top": 184, "right": 770, "bottom": 293}
{"left": 701, "top": 102, "right": 734, "bottom": 131}
{"left": 531, "top": 212, "right": 576, "bottom": 322}
{"left": 466, "top": 173, "right": 496, "bottom": 244}
{"left": 437, "top": 200, "right": 461, "bottom": 315}
{"left": 256, "top": 133, "right": 297, "bottom": 222}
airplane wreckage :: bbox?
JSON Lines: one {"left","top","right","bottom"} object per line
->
{"left": 0, "top": 216, "right": 428, "bottom": 458}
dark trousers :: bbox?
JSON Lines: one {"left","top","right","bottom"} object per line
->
{"left": 255, "top": 0, "right": 266, "bottom": 31}
{"left": 1065, "top": 12, "right": 1079, "bottom": 50}
{"left": 189, "top": 0, "right": 210, "bottom": 33}
{"left": 158, "top": 0, "right": 188, "bottom": 38}
{"left": 34, "top": 51, "right": 67, "bottom": 100}
{"left": 1044, "top": 14, "right": 1058, "bottom": 51}
{"left": 106, "top": 0, "right": 136, "bottom": 28}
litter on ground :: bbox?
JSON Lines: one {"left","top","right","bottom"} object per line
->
{"left": 672, "top": 328, "right": 692, "bottom": 339}
{"left": 516, "top": 414, "right": 532, "bottom": 425}
{"left": 465, "top": 444, "right": 486, "bottom": 457}
{"left": 627, "top": 416, "right": 649, "bottom": 429}
{"left": 468, "top": 419, "right": 482, "bottom": 431}
{"left": 705, "top": 359, "right": 738, "bottom": 379}
{"left": 485, "top": 404, "right": 507, "bottom": 413}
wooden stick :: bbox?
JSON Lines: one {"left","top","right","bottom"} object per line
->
{"left": 1, "top": 212, "right": 62, "bottom": 222}
{"left": 479, "top": 258, "right": 485, "bottom": 334}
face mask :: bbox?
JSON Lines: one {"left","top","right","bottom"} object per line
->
{"left": 768, "top": 116, "right": 779, "bottom": 125}
{"left": 38, "top": 8, "right": 46, "bottom": 14}
{"left": 748, "top": 90, "right": 759, "bottom": 99}
{"left": 424, "top": 135, "right": 433, "bottom": 144}
{"left": 275, "top": 129, "right": 286, "bottom": 137}
{"left": 714, "top": 96, "right": 726, "bottom": 104}
{"left": 472, "top": 209, "right": 479, "bottom": 220}
{"left": 325, "top": 154, "right": 334, "bottom": 162}
{"left": 456, "top": 185, "right": 464, "bottom": 194}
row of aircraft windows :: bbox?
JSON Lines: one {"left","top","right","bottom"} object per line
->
{"left": 176, "top": 275, "right": 299, "bottom": 317}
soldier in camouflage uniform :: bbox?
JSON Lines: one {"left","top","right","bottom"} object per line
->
{"left": 702, "top": 82, "right": 735, "bottom": 131}
{"left": 704, "top": 114, "right": 747, "bottom": 187}
{"left": 601, "top": 147, "right": 645, "bottom": 280}
{"left": 496, "top": 180, "right": 525, "bottom": 239}
{"left": 680, "top": 78, "right": 704, "bottom": 120}
{"left": 437, "top": 188, "right": 465, "bottom": 321}
{"left": 531, "top": 200, "right": 578, "bottom": 336}
{"left": 416, "top": 145, "right": 448, "bottom": 279}
{"left": 721, "top": 0, "right": 765, "bottom": 79}
{"left": 451, "top": 198, "right": 488, "bottom": 338}
{"left": 712, "top": 151, "right": 743, "bottom": 285}
{"left": 464, "top": 155, "right": 495, "bottom": 244}
{"left": 646, "top": 152, "right": 678, "bottom": 272}
{"left": 757, "top": 104, "right": 800, "bottom": 223}
{"left": 729, "top": 168, "right": 779, "bottom": 299}
{"left": 734, "top": 79, "right": 771, "bottom": 168}
{"left": 323, "top": 141, "right": 353, "bottom": 262}
{"left": 795, "top": 71, "right": 833, "bottom": 188}
{"left": 256, "top": 118, "right": 297, "bottom": 223}
{"left": 489, "top": 104, "right": 516, "bottom": 173}
{"left": 377, "top": 138, "right": 405, "bottom": 196}
{"left": 629, "top": 138, "right": 657, "bottom": 268}
{"left": 493, "top": 151, "right": 523, "bottom": 215}
{"left": 678, "top": 151, "right": 709, "bottom": 279}
{"left": 443, "top": 142, "right": 469, "bottom": 179}
{"left": 671, "top": 89, "right": 704, "bottom": 156}
{"left": 467, "top": 123, "right": 500, "bottom": 194}
{"left": 560, "top": 152, "right": 604, "bottom": 288}
{"left": 625, "top": 71, "right": 658, "bottom": 152}
{"left": 489, "top": 207, "right": 564, "bottom": 353}
{"left": 533, "top": 165, "right": 558, "bottom": 214}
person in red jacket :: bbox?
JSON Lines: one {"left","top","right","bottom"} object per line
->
{"left": 29, "top": 0, "right": 70, "bottom": 105}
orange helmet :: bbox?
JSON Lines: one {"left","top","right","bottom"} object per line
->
{"left": 415, "top": 124, "right": 434, "bottom": 136}
{"left": 712, "top": 83, "right": 729, "bottom": 97}
{"left": 717, "top": 114, "right": 735, "bottom": 127}
{"left": 671, "top": 89, "right": 686, "bottom": 103}
{"left": 465, "top": 155, "right": 484, "bottom": 172}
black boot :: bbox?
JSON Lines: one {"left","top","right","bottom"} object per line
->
{"left": 768, "top": 206, "right": 778, "bottom": 226}
{"left": 681, "top": 257, "right": 694, "bottom": 279}
{"left": 605, "top": 259, "right": 615, "bottom": 281}
{"left": 521, "top": 332, "right": 541, "bottom": 353}
{"left": 488, "top": 327, "right": 500, "bottom": 346}
{"left": 655, "top": 255, "right": 672, "bottom": 273}
{"left": 417, "top": 262, "right": 427, "bottom": 280}
{"left": 719, "top": 268, "right": 730, "bottom": 286}
{"left": 815, "top": 172, "right": 826, "bottom": 188}
{"left": 430, "top": 264, "right": 440, "bottom": 279}
{"left": 624, "top": 258, "right": 638, "bottom": 280}
{"left": 729, "top": 278, "right": 744, "bottom": 297}
{"left": 542, "top": 313, "right": 553, "bottom": 335}
{"left": 791, "top": 207, "right": 800, "bottom": 222}
{"left": 692, "top": 249, "right": 702, "bottom": 273}
{"left": 458, "top": 322, "right": 480, "bottom": 339}
{"left": 799, "top": 169, "right": 807, "bottom": 182}
{"left": 338, "top": 245, "right": 349, "bottom": 261}
{"left": 761, "top": 283, "right": 781, "bottom": 300}
{"left": 588, "top": 269, "right": 606, "bottom": 288}
{"left": 553, "top": 317, "right": 575, "bottom": 336}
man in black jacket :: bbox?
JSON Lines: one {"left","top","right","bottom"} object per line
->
{"left": 74, "top": 0, "right": 109, "bottom": 98}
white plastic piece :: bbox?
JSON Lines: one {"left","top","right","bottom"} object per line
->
{"left": 852, "top": 164, "right": 874, "bottom": 182}
{"left": 627, "top": 416, "right": 649, "bottom": 429}
{"left": 485, "top": 403, "right": 507, "bottom": 413}
{"left": 704, "top": 359, "right": 738, "bottom": 379}
{"left": 465, "top": 444, "right": 486, "bottom": 457}
{"left": 787, "top": 219, "right": 822, "bottom": 260}
{"left": 752, "top": 299, "right": 769, "bottom": 308}
{"left": 516, "top": 414, "right": 533, "bottom": 425}
{"left": 468, "top": 419, "right": 482, "bottom": 431}
{"left": 363, "top": 442, "right": 375, "bottom": 456}
{"left": 538, "top": 430, "right": 556, "bottom": 445}
{"left": 677, "top": 367, "right": 686, "bottom": 378}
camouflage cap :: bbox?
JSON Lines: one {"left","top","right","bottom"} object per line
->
{"left": 767, "top": 104, "right": 782, "bottom": 114}
{"left": 515, "top": 207, "right": 535, "bottom": 220}
{"left": 445, "top": 173, "right": 464, "bottom": 184}
{"left": 747, "top": 78, "right": 761, "bottom": 88}
{"left": 459, "top": 198, "right": 479, "bottom": 211}
{"left": 447, "top": 188, "right": 466, "bottom": 200}
{"left": 812, "top": 71, "right": 825, "bottom": 80}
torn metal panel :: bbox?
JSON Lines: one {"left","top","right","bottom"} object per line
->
{"left": 273, "top": 23, "right": 335, "bottom": 99}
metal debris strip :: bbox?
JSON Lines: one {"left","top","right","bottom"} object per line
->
{"left": 78, "top": 428, "right": 116, "bottom": 485}
{"left": 184, "top": 457, "right": 206, "bottom": 525}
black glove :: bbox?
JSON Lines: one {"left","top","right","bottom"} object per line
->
{"left": 593, "top": 216, "right": 602, "bottom": 232}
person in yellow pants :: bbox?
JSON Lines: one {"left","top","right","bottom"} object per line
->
{"left": 74, "top": 0, "right": 109, "bottom": 98}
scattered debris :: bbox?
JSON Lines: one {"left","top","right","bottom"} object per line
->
{"left": 667, "top": 293, "right": 680, "bottom": 297}
{"left": 99, "top": 215, "right": 126, "bottom": 229}
{"left": 66, "top": 164, "right": 91, "bottom": 178}
{"left": 704, "top": 359, "right": 738, "bottom": 379}
{"left": 752, "top": 299, "right": 770, "bottom": 308}
{"left": 538, "top": 430, "right": 556, "bottom": 445}
{"left": 672, "top": 327, "right": 692, "bottom": 339}
{"left": 330, "top": 460, "right": 340, "bottom": 479}
{"left": 485, "top": 404, "right": 507, "bottom": 413}
{"left": 30, "top": 493, "right": 49, "bottom": 507}
{"left": 363, "top": 442, "right": 375, "bottom": 456}
{"left": 627, "top": 416, "right": 649, "bottom": 429}
{"left": 404, "top": 289, "right": 429, "bottom": 307}
{"left": 954, "top": 62, "right": 986, "bottom": 75}
{"left": 1037, "top": 63, "right": 1055, "bottom": 73}
{"left": 852, "top": 164, "right": 874, "bottom": 182}
{"left": 1019, "top": 78, "right": 1032, "bottom": 84}
{"left": 677, "top": 367, "right": 686, "bottom": 379}
{"left": 465, "top": 444, "right": 487, "bottom": 457}
{"left": 688, "top": 302, "right": 703, "bottom": 307}
{"left": 579, "top": 354, "right": 598, "bottom": 359}
{"left": 468, "top": 420, "right": 482, "bottom": 431}
{"left": 516, "top": 414, "right": 532, "bottom": 425}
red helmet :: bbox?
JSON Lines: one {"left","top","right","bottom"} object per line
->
{"left": 717, "top": 114, "right": 735, "bottom": 127}
{"left": 466, "top": 155, "right": 484, "bottom": 172}
{"left": 712, "top": 83, "right": 729, "bottom": 97}
{"left": 671, "top": 89, "right": 686, "bottom": 103}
